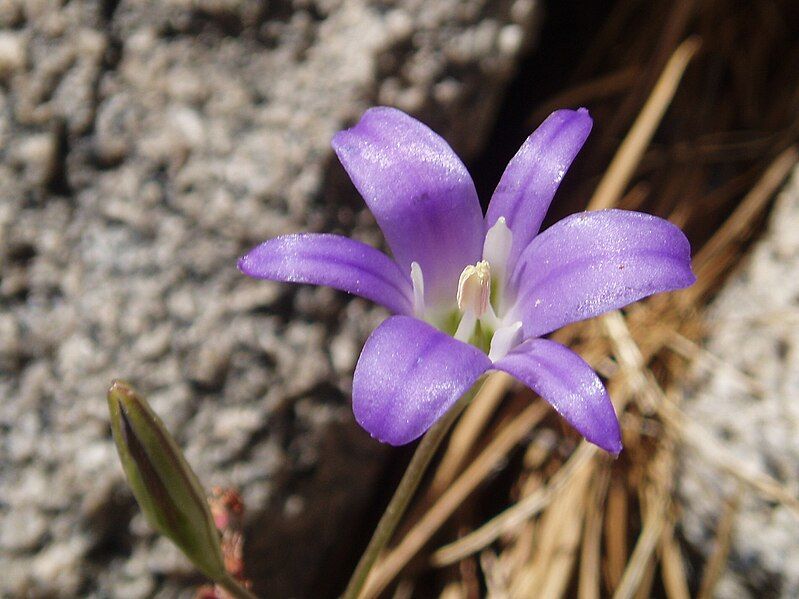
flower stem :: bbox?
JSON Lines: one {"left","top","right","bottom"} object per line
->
{"left": 217, "top": 574, "right": 259, "bottom": 599}
{"left": 341, "top": 383, "right": 482, "bottom": 599}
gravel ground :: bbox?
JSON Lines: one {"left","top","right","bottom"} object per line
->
{"left": 679, "top": 165, "right": 799, "bottom": 598}
{"left": 0, "top": 0, "right": 539, "bottom": 596}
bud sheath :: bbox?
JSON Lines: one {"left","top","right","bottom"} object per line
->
{"left": 107, "top": 380, "right": 226, "bottom": 581}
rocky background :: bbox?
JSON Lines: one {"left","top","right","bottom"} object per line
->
{"left": 0, "top": 0, "right": 540, "bottom": 596}
{"left": 679, "top": 166, "right": 799, "bottom": 598}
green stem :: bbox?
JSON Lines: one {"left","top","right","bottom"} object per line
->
{"left": 341, "top": 383, "right": 482, "bottom": 599}
{"left": 217, "top": 574, "right": 259, "bottom": 599}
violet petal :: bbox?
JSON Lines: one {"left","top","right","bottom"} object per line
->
{"left": 353, "top": 315, "right": 491, "bottom": 445}
{"left": 494, "top": 338, "right": 621, "bottom": 454}
{"left": 332, "top": 107, "right": 484, "bottom": 305}
{"left": 511, "top": 209, "right": 696, "bottom": 338}
{"left": 485, "top": 108, "right": 593, "bottom": 276}
{"left": 238, "top": 233, "right": 414, "bottom": 315}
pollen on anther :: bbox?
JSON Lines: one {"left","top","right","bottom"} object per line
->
{"left": 457, "top": 260, "right": 491, "bottom": 317}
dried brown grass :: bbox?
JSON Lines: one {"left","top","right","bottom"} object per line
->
{"left": 359, "top": 1, "right": 799, "bottom": 596}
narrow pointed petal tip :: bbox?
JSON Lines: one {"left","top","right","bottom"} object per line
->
{"left": 332, "top": 106, "right": 484, "bottom": 304}
{"left": 494, "top": 339, "right": 623, "bottom": 454}
{"left": 486, "top": 107, "right": 593, "bottom": 274}
{"left": 238, "top": 233, "right": 414, "bottom": 315}
{"left": 352, "top": 316, "right": 491, "bottom": 445}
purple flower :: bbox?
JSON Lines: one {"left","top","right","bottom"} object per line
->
{"left": 238, "top": 107, "right": 695, "bottom": 454}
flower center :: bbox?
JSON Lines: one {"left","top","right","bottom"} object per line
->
{"left": 410, "top": 216, "right": 523, "bottom": 362}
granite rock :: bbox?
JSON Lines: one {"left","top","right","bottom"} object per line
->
{"left": 679, "top": 165, "right": 799, "bottom": 598}
{"left": 0, "top": 0, "right": 539, "bottom": 596}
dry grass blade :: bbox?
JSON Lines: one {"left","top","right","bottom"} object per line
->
{"left": 578, "top": 467, "right": 611, "bottom": 599}
{"left": 510, "top": 463, "right": 593, "bottom": 598}
{"left": 632, "top": 556, "right": 657, "bottom": 599}
{"left": 430, "top": 372, "right": 513, "bottom": 495}
{"left": 612, "top": 452, "right": 674, "bottom": 599}
{"left": 601, "top": 310, "right": 663, "bottom": 413}
{"left": 686, "top": 145, "right": 799, "bottom": 301}
{"left": 361, "top": 402, "right": 549, "bottom": 598}
{"left": 529, "top": 67, "right": 641, "bottom": 127}
{"left": 533, "top": 504, "right": 585, "bottom": 598}
{"left": 697, "top": 489, "right": 742, "bottom": 599}
{"left": 432, "top": 443, "right": 597, "bottom": 566}
{"left": 599, "top": 310, "right": 678, "bottom": 599}
{"left": 390, "top": 579, "right": 414, "bottom": 599}
{"left": 479, "top": 550, "right": 510, "bottom": 599}
{"left": 588, "top": 37, "right": 701, "bottom": 211}
{"left": 502, "top": 465, "right": 544, "bottom": 573}
{"left": 603, "top": 475, "right": 629, "bottom": 591}
{"left": 660, "top": 522, "right": 690, "bottom": 599}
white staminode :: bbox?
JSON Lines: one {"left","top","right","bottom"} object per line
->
{"left": 457, "top": 260, "right": 491, "bottom": 317}
{"left": 482, "top": 217, "right": 512, "bottom": 312}
{"left": 488, "top": 321, "right": 523, "bottom": 362}
{"left": 482, "top": 217, "right": 512, "bottom": 284}
{"left": 410, "top": 261, "right": 425, "bottom": 316}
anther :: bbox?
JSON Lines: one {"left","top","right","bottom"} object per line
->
{"left": 457, "top": 261, "right": 491, "bottom": 318}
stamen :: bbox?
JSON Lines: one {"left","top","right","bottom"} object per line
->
{"left": 454, "top": 311, "right": 477, "bottom": 343}
{"left": 457, "top": 261, "right": 491, "bottom": 318}
{"left": 482, "top": 217, "right": 512, "bottom": 288}
{"left": 410, "top": 261, "right": 425, "bottom": 317}
{"left": 488, "top": 321, "right": 523, "bottom": 362}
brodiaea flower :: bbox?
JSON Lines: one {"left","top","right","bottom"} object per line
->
{"left": 239, "top": 107, "right": 695, "bottom": 454}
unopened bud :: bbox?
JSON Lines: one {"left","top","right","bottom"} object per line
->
{"left": 107, "top": 380, "right": 226, "bottom": 581}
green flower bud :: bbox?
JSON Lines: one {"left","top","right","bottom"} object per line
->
{"left": 107, "top": 380, "right": 226, "bottom": 581}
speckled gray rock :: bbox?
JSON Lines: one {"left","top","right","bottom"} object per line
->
{"left": 679, "top": 166, "right": 799, "bottom": 598}
{"left": 0, "top": 0, "right": 539, "bottom": 596}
